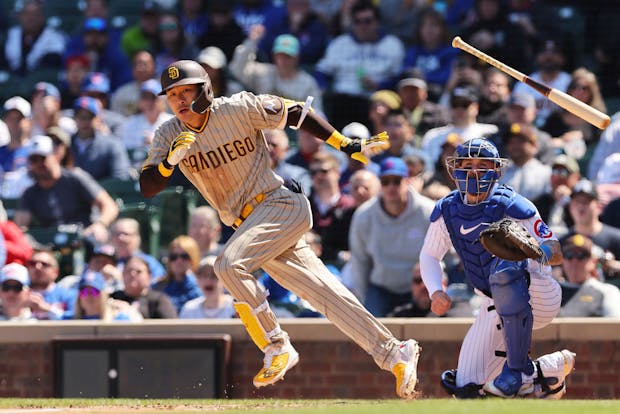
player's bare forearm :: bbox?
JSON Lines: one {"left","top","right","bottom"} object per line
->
{"left": 541, "top": 239, "right": 563, "bottom": 266}
{"left": 139, "top": 164, "right": 170, "bottom": 198}
{"left": 286, "top": 104, "right": 334, "bottom": 140}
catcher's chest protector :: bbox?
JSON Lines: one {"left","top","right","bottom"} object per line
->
{"left": 440, "top": 187, "right": 516, "bottom": 294}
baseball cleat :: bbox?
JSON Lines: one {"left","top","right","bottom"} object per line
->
{"left": 253, "top": 340, "right": 299, "bottom": 388}
{"left": 533, "top": 349, "right": 576, "bottom": 400}
{"left": 483, "top": 362, "right": 535, "bottom": 398}
{"left": 390, "top": 339, "right": 421, "bottom": 400}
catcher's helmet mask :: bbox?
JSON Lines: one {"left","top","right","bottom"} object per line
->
{"left": 445, "top": 138, "right": 508, "bottom": 205}
{"left": 159, "top": 60, "right": 214, "bottom": 114}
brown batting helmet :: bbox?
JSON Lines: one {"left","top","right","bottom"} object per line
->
{"left": 159, "top": 60, "right": 214, "bottom": 113}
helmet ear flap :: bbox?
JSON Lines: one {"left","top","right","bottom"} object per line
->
{"left": 190, "top": 80, "right": 214, "bottom": 114}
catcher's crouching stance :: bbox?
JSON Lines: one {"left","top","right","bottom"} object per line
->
{"left": 419, "top": 138, "right": 575, "bottom": 399}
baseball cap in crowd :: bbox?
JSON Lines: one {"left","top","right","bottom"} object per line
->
{"left": 561, "top": 234, "right": 593, "bottom": 256}
{"left": 82, "top": 72, "right": 111, "bottom": 94}
{"left": 33, "top": 82, "right": 61, "bottom": 100}
{"left": 79, "top": 271, "right": 106, "bottom": 292}
{"left": 450, "top": 85, "right": 479, "bottom": 105}
{"left": 84, "top": 17, "right": 107, "bottom": 32}
{"left": 141, "top": 78, "right": 162, "bottom": 96}
{"left": 28, "top": 135, "right": 55, "bottom": 157}
{"left": 141, "top": 0, "right": 160, "bottom": 14}
{"left": 197, "top": 46, "right": 227, "bottom": 70}
{"left": 571, "top": 179, "right": 598, "bottom": 200}
{"left": 552, "top": 154, "right": 580, "bottom": 175}
{"left": 442, "top": 132, "right": 464, "bottom": 149}
{"left": 0, "top": 263, "right": 30, "bottom": 287}
{"left": 504, "top": 122, "right": 537, "bottom": 144}
{"left": 370, "top": 90, "right": 401, "bottom": 110}
{"left": 397, "top": 77, "right": 427, "bottom": 91}
{"left": 342, "top": 122, "right": 370, "bottom": 140}
{"left": 92, "top": 244, "right": 116, "bottom": 259}
{"left": 74, "top": 96, "right": 101, "bottom": 116}
{"left": 3, "top": 96, "right": 32, "bottom": 118}
{"left": 272, "top": 34, "right": 300, "bottom": 57}
{"left": 46, "top": 126, "right": 71, "bottom": 147}
{"left": 65, "top": 54, "right": 90, "bottom": 69}
{"left": 379, "top": 157, "right": 408, "bottom": 178}
{"left": 509, "top": 91, "right": 535, "bottom": 109}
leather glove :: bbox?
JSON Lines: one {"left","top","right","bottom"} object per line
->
{"left": 339, "top": 131, "right": 390, "bottom": 164}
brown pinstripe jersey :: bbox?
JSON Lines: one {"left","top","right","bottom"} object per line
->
{"left": 144, "top": 92, "right": 287, "bottom": 226}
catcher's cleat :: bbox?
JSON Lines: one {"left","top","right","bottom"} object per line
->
{"left": 533, "top": 349, "right": 576, "bottom": 400}
{"left": 253, "top": 340, "right": 299, "bottom": 388}
{"left": 390, "top": 339, "right": 421, "bottom": 400}
{"left": 483, "top": 362, "right": 535, "bottom": 398}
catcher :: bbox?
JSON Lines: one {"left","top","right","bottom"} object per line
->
{"left": 419, "top": 138, "right": 576, "bottom": 399}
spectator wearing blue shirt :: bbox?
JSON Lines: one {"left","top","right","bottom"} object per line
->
{"left": 153, "top": 236, "right": 203, "bottom": 313}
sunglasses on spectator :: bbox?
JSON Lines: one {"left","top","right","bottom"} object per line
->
{"left": 551, "top": 167, "right": 570, "bottom": 177}
{"left": 310, "top": 168, "right": 330, "bottom": 176}
{"left": 27, "top": 259, "right": 54, "bottom": 268}
{"left": 450, "top": 100, "right": 471, "bottom": 109}
{"left": 80, "top": 286, "right": 101, "bottom": 298}
{"left": 160, "top": 22, "right": 178, "bottom": 31}
{"left": 169, "top": 252, "right": 191, "bottom": 261}
{"left": 380, "top": 176, "right": 403, "bottom": 186}
{"left": 28, "top": 155, "right": 47, "bottom": 164}
{"left": 353, "top": 16, "right": 375, "bottom": 25}
{"left": 563, "top": 251, "right": 590, "bottom": 261}
{"left": 1, "top": 282, "right": 24, "bottom": 293}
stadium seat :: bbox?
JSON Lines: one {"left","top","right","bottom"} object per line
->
{"left": 99, "top": 177, "right": 147, "bottom": 208}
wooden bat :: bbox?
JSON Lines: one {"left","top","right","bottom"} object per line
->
{"left": 452, "top": 36, "right": 611, "bottom": 130}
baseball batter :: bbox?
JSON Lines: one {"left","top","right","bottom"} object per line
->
{"left": 139, "top": 60, "right": 420, "bottom": 398}
{"left": 419, "top": 138, "right": 575, "bottom": 399}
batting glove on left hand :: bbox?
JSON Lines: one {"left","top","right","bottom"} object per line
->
{"left": 340, "top": 131, "right": 390, "bottom": 164}
{"left": 167, "top": 131, "right": 196, "bottom": 165}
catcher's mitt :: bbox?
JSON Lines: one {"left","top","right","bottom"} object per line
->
{"left": 478, "top": 218, "right": 544, "bottom": 261}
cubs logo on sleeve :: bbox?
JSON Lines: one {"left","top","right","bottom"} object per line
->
{"left": 261, "top": 96, "right": 283, "bottom": 115}
{"left": 533, "top": 219, "right": 553, "bottom": 238}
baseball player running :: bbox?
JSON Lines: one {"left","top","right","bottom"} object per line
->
{"left": 419, "top": 138, "right": 575, "bottom": 399}
{"left": 139, "top": 60, "right": 420, "bottom": 399}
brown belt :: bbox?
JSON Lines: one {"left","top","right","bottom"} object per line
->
{"left": 232, "top": 193, "right": 265, "bottom": 229}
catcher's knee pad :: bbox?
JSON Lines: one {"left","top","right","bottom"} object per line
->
{"left": 489, "top": 263, "right": 530, "bottom": 315}
{"left": 440, "top": 369, "right": 484, "bottom": 399}
{"left": 234, "top": 301, "right": 281, "bottom": 351}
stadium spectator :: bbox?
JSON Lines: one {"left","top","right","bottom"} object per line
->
{"left": 315, "top": 0, "right": 405, "bottom": 129}
{"left": 14, "top": 135, "right": 119, "bottom": 243}
{"left": 368, "top": 89, "right": 402, "bottom": 136}
{"left": 257, "top": 0, "right": 329, "bottom": 65}
{"left": 187, "top": 206, "right": 223, "bottom": 258}
{"left": 80, "top": 72, "right": 127, "bottom": 136}
{"left": 74, "top": 270, "right": 143, "bottom": 321}
{"left": 120, "top": 1, "right": 161, "bottom": 59}
{"left": 154, "top": 11, "right": 198, "bottom": 74}
{"left": 70, "top": 97, "right": 130, "bottom": 181}
{"left": 110, "top": 218, "right": 165, "bottom": 281}
{"left": 46, "top": 126, "right": 74, "bottom": 169}
{"left": 286, "top": 129, "right": 328, "bottom": 171}
{"left": 111, "top": 50, "right": 158, "bottom": 117}
{"left": 1, "top": 0, "right": 66, "bottom": 76}
{"left": 230, "top": 31, "right": 323, "bottom": 113}
{"left": 233, "top": 0, "right": 282, "bottom": 35}
{"left": 25, "top": 249, "right": 76, "bottom": 320}
{"left": 338, "top": 122, "right": 380, "bottom": 194}
{"left": 30, "top": 82, "right": 77, "bottom": 138}
{"left": 111, "top": 255, "right": 177, "bottom": 319}
{"left": 0, "top": 120, "right": 9, "bottom": 148}
{"left": 558, "top": 234, "right": 620, "bottom": 317}
{"left": 437, "top": 55, "right": 483, "bottom": 109}
{"left": 60, "top": 55, "right": 90, "bottom": 110}
{"left": 0, "top": 97, "right": 32, "bottom": 174}
{"left": 179, "top": 255, "right": 235, "bottom": 319}
{"left": 198, "top": 0, "right": 245, "bottom": 63}
{"left": 81, "top": 243, "right": 124, "bottom": 293}
{"left": 372, "top": 109, "right": 424, "bottom": 165}
{"left": 348, "top": 157, "right": 434, "bottom": 316}
{"left": 0, "top": 216, "right": 33, "bottom": 266}
{"left": 0, "top": 263, "right": 35, "bottom": 321}
{"left": 424, "top": 133, "right": 464, "bottom": 194}
{"left": 196, "top": 46, "right": 243, "bottom": 98}
{"left": 588, "top": 116, "right": 620, "bottom": 183}
{"left": 348, "top": 169, "right": 381, "bottom": 208}
{"left": 178, "top": 0, "right": 209, "bottom": 51}
{"left": 476, "top": 67, "right": 511, "bottom": 127}
{"left": 152, "top": 235, "right": 203, "bottom": 313}
{"left": 377, "top": 0, "right": 420, "bottom": 45}
{"left": 264, "top": 129, "right": 312, "bottom": 195}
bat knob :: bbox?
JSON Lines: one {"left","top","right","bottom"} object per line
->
{"left": 452, "top": 36, "right": 462, "bottom": 48}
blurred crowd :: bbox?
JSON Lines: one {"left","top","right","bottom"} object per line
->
{"left": 2, "top": 0, "right": 620, "bottom": 321}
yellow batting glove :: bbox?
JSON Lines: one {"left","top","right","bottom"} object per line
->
{"left": 167, "top": 131, "right": 196, "bottom": 166}
{"left": 332, "top": 131, "right": 390, "bottom": 164}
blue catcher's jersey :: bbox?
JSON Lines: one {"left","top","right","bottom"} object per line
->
{"left": 430, "top": 185, "right": 537, "bottom": 295}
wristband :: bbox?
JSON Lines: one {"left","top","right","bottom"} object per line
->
{"left": 158, "top": 159, "right": 174, "bottom": 177}
{"left": 539, "top": 244, "right": 553, "bottom": 262}
{"left": 325, "top": 130, "right": 346, "bottom": 150}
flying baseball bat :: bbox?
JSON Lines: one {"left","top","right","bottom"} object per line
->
{"left": 452, "top": 36, "right": 611, "bottom": 130}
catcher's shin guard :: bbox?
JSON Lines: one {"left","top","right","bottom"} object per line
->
{"left": 234, "top": 301, "right": 281, "bottom": 351}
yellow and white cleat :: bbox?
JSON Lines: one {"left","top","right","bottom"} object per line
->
{"left": 253, "top": 341, "right": 300, "bottom": 388}
{"left": 390, "top": 339, "right": 421, "bottom": 400}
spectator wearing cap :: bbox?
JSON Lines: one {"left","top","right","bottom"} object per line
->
{"left": 338, "top": 122, "right": 380, "bottom": 194}
{"left": 512, "top": 35, "right": 572, "bottom": 128}
{"left": 477, "top": 67, "right": 511, "bottom": 127}
{"left": 256, "top": 0, "right": 329, "bottom": 65}
{"left": 60, "top": 55, "right": 90, "bottom": 110}
{"left": 78, "top": 243, "right": 124, "bottom": 293}
{"left": 111, "top": 255, "right": 177, "bottom": 319}
{"left": 533, "top": 154, "right": 581, "bottom": 239}
{"left": 110, "top": 51, "right": 157, "bottom": 117}
{"left": 566, "top": 179, "right": 620, "bottom": 261}
{"left": 402, "top": 7, "right": 458, "bottom": 97}
{"left": 196, "top": 46, "right": 243, "bottom": 98}
{"left": 368, "top": 89, "right": 401, "bottom": 136}
{"left": 1, "top": 0, "right": 66, "bottom": 76}
{"left": 31, "top": 82, "right": 78, "bottom": 139}
{"left": 70, "top": 96, "right": 131, "bottom": 181}
{"left": 120, "top": 1, "right": 160, "bottom": 59}
{"left": 14, "top": 134, "right": 119, "bottom": 244}
{"left": 154, "top": 11, "right": 199, "bottom": 74}
{"left": 64, "top": 16, "right": 132, "bottom": 92}
{"left": 0, "top": 97, "right": 32, "bottom": 174}
{"left": 198, "top": 0, "right": 245, "bottom": 63}
{"left": 424, "top": 132, "right": 464, "bottom": 196}
{"left": 0, "top": 120, "right": 9, "bottom": 148}
{"left": 499, "top": 122, "right": 551, "bottom": 201}
{"left": 315, "top": 0, "right": 405, "bottom": 129}
{"left": 263, "top": 129, "right": 312, "bottom": 196}
{"left": 373, "top": 109, "right": 429, "bottom": 169}
{"left": 0, "top": 263, "right": 35, "bottom": 321}
{"left": 421, "top": 83, "right": 498, "bottom": 166}
{"left": 118, "top": 78, "right": 173, "bottom": 171}
{"left": 74, "top": 270, "right": 143, "bottom": 321}
{"left": 396, "top": 73, "right": 449, "bottom": 139}
{"left": 80, "top": 71, "right": 127, "bottom": 136}
{"left": 348, "top": 156, "right": 435, "bottom": 316}
{"left": 230, "top": 31, "right": 323, "bottom": 113}
{"left": 25, "top": 249, "right": 76, "bottom": 320}
{"left": 558, "top": 234, "right": 620, "bottom": 317}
